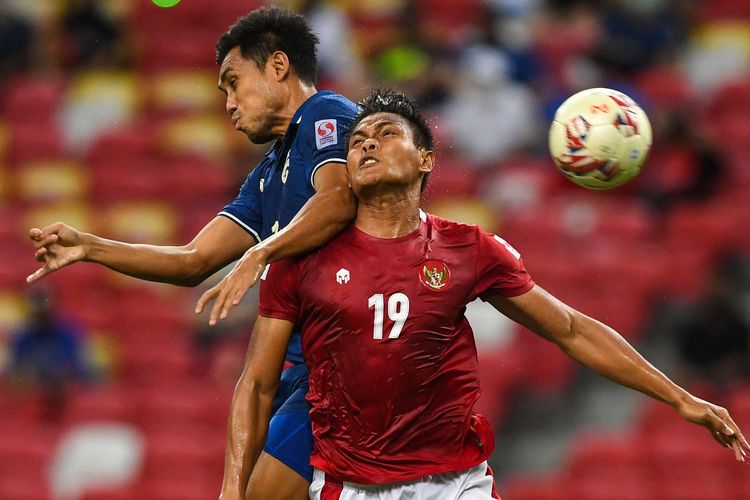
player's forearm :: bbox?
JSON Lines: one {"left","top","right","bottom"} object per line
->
{"left": 559, "top": 311, "right": 692, "bottom": 408}
{"left": 83, "top": 234, "right": 211, "bottom": 286}
{"left": 221, "top": 380, "right": 276, "bottom": 499}
{"left": 255, "top": 184, "right": 355, "bottom": 263}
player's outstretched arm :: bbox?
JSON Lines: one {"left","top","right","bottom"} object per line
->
{"left": 28, "top": 217, "right": 254, "bottom": 287}
{"left": 196, "top": 162, "right": 355, "bottom": 325}
{"left": 220, "top": 315, "right": 292, "bottom": 500}
{"left": 488, "top": 285, "right": 750, "bottom": 463}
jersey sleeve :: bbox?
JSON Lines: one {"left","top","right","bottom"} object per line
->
{"left": 218, "top": 167, "right": 262, "bottom": 243}
{"left": 299, "top": 98, "right": 357, "bottom": 187}
{"left": 472, "top": 229, "right": 535, "bottom": 300}
{"left": 258, "top": 259, "right": 301, "bottom": 323}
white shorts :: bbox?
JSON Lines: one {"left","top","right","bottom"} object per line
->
{"left": 309, "top": 461, "right": 500, "bottom": 500}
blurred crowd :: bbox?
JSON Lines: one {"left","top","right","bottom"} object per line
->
{"left": 1, "top": 0, "right": 750, "bottom": 499}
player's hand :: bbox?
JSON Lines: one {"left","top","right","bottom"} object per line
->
{"left": 27, "top": 223, "right": 87, "bottom": 283}
{"left": 676, "top": 395, "right": 750, "bottom": 463}
{"left": 195, "top": 247, "right": 268, "bottom": 326}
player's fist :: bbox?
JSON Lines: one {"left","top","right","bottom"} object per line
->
{"left": 27, "top": 222, "right": 88, "bottom": 283}
{"left": 676, "top": 395, "right": 750, "bottom": 463}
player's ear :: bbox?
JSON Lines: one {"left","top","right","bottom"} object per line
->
{"left": 419, "top": 150, "right": 435, "bottom": 174}
{"left": 268, "top": 51, "right": 290, "bottom": 81}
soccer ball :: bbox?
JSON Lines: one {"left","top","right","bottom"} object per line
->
{"left": 548, "top": 88, "right": 652, "bottom": 190}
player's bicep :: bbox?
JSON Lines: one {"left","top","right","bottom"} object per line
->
{"left": 486, "top": 285, "right": 576, "bottom": 343}
{"left": 239, "top": 315, "right": 294, "bottom": 391}
{"left": 186, "top": 216, "right": 256, "bottom": 271}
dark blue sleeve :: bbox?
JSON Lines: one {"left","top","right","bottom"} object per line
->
{"left": 218, "top": 167, "right": 263, "bottom": 243}
{"left": 299, "top": 97, "right": 357, "bottom": 188}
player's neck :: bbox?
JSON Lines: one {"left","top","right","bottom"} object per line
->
{"left": 273, "top": 82, "right": 318, "bottom": 139}
{"left": 354, "top": 192, "right": 421, "bottom": 239}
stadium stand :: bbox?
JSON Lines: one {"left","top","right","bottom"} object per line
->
{"left": 1, "top": 1, "right": 749, "bottom": 498}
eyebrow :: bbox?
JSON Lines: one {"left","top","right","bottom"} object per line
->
{"left": 350, "top": 119, "right": 400, "bottom": 139}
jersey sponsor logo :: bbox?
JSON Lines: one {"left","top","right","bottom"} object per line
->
{"left": 493, "top": 235, "right": 521, "bottom": 260}
{"left": 419, "top": 260, "right": 451, "bottom": 292}
{"left": 336, "top": 268, "right": 350, "bottom": 284}
{"left": 314, "top": 119, "right": 338, "bottom": 150}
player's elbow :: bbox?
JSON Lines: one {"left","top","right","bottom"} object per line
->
{"left": 180, "top": 248, "right": 218, "bottom": 286}
{"left": 552, "top": 306, "right": 580, "bottom": 351}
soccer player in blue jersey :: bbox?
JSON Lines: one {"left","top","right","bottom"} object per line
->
{"left": 28, "top": 7, "right": 357, "bottom": 500}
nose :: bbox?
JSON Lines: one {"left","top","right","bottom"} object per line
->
{"left": 361, "top": 137, "right": 377, "bottom": 152}
{"left": 226, "top": 96, "right": 237, "bottom": 116}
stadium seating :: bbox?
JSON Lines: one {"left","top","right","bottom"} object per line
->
{"left": 3, "top": 3, "right": 750, "bottom": 498}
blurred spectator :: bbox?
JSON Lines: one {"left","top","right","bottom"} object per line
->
{"left": 58, "top": 0, "right": 127, "bottom": 70}
{"left": 440, "top": 45, "right": 539, "bottom": 166}
{"left": 0, "top": 3, "right": 35, "bottom": 76}
{"left": 5, "top": 287, "right": 94, "bottom": 420}
{"left": 638, "top": 109, "right": 726, "bottom": 213}
{"left": 298, "top": 0, "right": 368, "bottom": 98}
{"left": 674, "top": 253, "right": 750, "bottom": 386}
{"left": 592, "top": 0, "right": 690, "bottom": 76}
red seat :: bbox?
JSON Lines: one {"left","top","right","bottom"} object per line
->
{"left": 3, "top": 75, "right": 65, "bottom": 127}
{"left": 64, "top": 386, "right": 138, "bottom": 425}
{"left": 7, "top": 123, "right": 64, "bottom": 165}
{"left": 563, "top": 470, "right": 656, "bottom": 500}
{"left": 565, "top": 432, "right": 646, "bottom": 478}
{"left": 499, "top": 475, "right": 566, "bottom": 500}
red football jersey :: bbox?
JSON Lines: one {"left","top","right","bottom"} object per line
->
{"left": 259, "top": 212, "right": 534, "bottom": 484}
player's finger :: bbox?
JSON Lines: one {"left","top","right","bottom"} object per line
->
{"left": 35, "top": 247, "right": 48, "bottom": 261}
{"left": 731, "top": 440, "right": 745, "bottom": 462}
{"left": 29, "top": 227, "right": 42, "bottom": 240}
{"left": 26, "top": 266, "right": 50, "bottom": 283}
{"left": 32, "top": 234, "right": 59, "bottom": 249}
{"left": 195, "top": 285, "right": 219, "bottom": 314}
{"left": 209, "top": 286, "right": 231, "bottom": 326}
{"left": 231, "top": 282, "right": 250, "bottom": 306}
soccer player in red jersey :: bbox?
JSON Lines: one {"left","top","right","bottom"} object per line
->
{"left": 225, "top": 89, "right": 749, "bottom": 499}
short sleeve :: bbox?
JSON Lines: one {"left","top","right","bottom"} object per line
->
{"left": 258, "top": 259, "right": 301, "bottom": 323}
{"left": 299, "top": 97, "right": 357, "bottom": 187}
{"left": 472, "top": 229, "right": 534, "bottom": 300}
{"left": 218, "top": 167, "right": 263, "bottom": 243}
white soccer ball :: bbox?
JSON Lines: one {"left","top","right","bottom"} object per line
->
{"left": 548, "top": 88, "right": 652, "bottom": 190}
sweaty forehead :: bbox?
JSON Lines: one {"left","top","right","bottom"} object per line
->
{"left": 219, "top": 47, "right": 253, "bottom": 80}
{"left": 353, "top": 112, "right": 409, "bottom": 134}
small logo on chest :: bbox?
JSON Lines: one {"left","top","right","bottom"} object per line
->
{"left": 419, "top": 260, "right": 451, "bottom": 292}
{"left": 336, "top": 268, "right": 350, "bottom": 284}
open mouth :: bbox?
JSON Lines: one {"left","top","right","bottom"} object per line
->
{"left": 359, "top": 156, "right": 379, "bottom": 168}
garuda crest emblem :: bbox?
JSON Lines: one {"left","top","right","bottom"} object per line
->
{"left": 419, "top": 259, "right": 451, "bottom": 292}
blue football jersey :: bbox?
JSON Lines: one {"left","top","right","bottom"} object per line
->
{"left": 219, "top": 91, "right": 358, "bottom": 364}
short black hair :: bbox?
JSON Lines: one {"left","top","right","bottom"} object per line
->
{"left": 215, "top": 7, "right": 319, "bottom": 85}
{"left": 350, "top": 89, "right": 435, "bottom": 191}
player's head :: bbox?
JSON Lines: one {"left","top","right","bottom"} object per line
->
{"left": 347, "top": 89, "right": 435, "bottom": 198}
{"left": 215, "top": 7, "right": 319, "bottom": 143}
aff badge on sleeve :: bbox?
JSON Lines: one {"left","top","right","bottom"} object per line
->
{"left": 314, "top": 119, "right": 338, "bottom": 149}
{"left": 419, "top": 260, "right": 451, "bottom": 292}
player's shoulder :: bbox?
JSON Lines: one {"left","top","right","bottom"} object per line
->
{"left": 302, "top": 91, "right": 358, "bottom": 120}
{"left": 424, "top": 211, "right": 483, "bottom": 241}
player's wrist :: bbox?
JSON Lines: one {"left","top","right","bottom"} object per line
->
{"left": 80, "top": 233, "right": 102, "bottom": 262}
{"left": 248, "top": 244, "right": 271, "bottom": 265}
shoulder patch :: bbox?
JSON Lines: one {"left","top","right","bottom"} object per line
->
{"left": 314, "top": 119, "right": 338, "bottom": 150}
